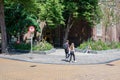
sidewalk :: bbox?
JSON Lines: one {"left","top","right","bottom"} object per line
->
{"left": 0, "top": 49, "right": 120, "bottom": 65}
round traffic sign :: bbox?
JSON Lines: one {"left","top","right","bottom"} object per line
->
{"left": 28, "top": 26, "right": 35, "bottom": 32}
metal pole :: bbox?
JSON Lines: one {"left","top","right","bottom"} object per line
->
{"left": 29, "top": 33, "right": 33, "bottom": 59}
{"left": 28, "top": 26, "right": 35, "bottom": 59}
{"left": 31, "top": 36, "right": 33, "bottom": 54}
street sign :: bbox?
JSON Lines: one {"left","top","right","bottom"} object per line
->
{"left": 28, "top": 26, "right": 35, "bottom": 33}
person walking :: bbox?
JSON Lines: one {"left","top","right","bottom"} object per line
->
{"left": 63, "top": 40, "right": 69, "bottom": 59}
{"left": 69, "top": 43, "right": 76, "bottom": 63}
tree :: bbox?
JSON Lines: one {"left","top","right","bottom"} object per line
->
{"left": 4, "top": 2, "right": 39, "bottom": 37}
{"left": 97, "top": 0, "right": 120, "bottom": 41}
{"left": 0, "top": 0, "right": 38, "bottom": 53}
{"left": 35, "top": 0, "right": 65, "bottom": 41}
{"left": 37, "top": 0, "right": 64, "bottom": 27}
{"left": 0, "top": 0, "right": 7, "bottom": 53}
{"left": 62, "top": 0, "right": 99, "bottom": 42}
{"left": 1, "top": 0, "right": 100, "bottom": 53}
{"left": 36, "top": 0, "right": 100, "bottom": 43}
{"left": 62, "top": 1, "right": 78, "bottom": 42}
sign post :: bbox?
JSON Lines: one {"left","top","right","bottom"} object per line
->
{"left": 28, "top": 26, "right": 35, "bottom": 59}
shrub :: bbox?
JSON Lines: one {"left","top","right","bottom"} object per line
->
{"left": 33, "top": 41, "right": 53, "bottom": 51}
{"left": 10, "top": 41, "right": 53, "bottom": 51}
{"left": 78, "top": 40, "right": 112, "bottom": 50}
{"left": 11, "top": 42, "right": 31, "bottom": 50}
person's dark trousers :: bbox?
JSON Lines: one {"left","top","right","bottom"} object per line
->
{"left": 69, "top": 51, "right": 75, "bottom": 62}
{"left": 65, "top": 49, "right": 69, "bottom": 58}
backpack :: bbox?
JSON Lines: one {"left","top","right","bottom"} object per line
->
{"left": 63, "top": 43, "right": 67, "bottom": 49}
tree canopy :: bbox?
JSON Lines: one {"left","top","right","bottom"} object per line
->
{"left": 4, "top": 0, "right": 39, "bottom": 36}
{"left": 4, "top": 0, "right": 100, "bottom": 42}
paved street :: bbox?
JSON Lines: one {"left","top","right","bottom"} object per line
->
{"left": 0, "top": 49, "right": 120, "bottom": 80}
{"left": 0, "top": 48, "right": 120, "bottom": 65}
{"left": 0, "top": 58, "right": 120, "bottom": 80}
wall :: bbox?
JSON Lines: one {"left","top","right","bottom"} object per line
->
{"left": 92, "top": 23, "right": 120, "bottom": 42}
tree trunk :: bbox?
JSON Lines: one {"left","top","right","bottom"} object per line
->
{"left": 63, "top": 15, "right": 74, "bottom": 43}
{"left": 39, "top": 21, "right": 46, "bottom": 41}
{"left": 63, "top": 25, "right": 70, "bottom": 43}
{"left": 0, "top": 0, "right": 7, "bottom": 53}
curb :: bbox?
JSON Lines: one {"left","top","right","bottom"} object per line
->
{"left": 8, "top": 48, "right": 56, "bottom": 54}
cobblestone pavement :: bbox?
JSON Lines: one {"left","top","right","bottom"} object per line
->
{"left": 0, "top": 49, "right": 120, "bottom": 65}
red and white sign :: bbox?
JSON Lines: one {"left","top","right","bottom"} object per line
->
{"left": 28, "top": 26, "right": 35, "bottom": 32}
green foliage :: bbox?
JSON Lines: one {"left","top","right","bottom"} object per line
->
{"left": 78, "top": 0, "right": 100, "bottom": 25}
{"left": 12, "top": 43, "right": 31, "bottom": 50}
{"left": 36, "top": 0, "right": 100, "bottom": 28}
{"left": 4, "top": 1, "right": 40, "bottom": 36}
{"left": 37, "top": 0, "right": 65, "bottom": 27}
{"left": 7, "top": 0, "right": 37, "bottom": 14}
{"left": 11, "top": 41, "right": 53, "bottom": 51}
{"left": 62, "top": 0, "right": 100, "bottom": 26}
{"left": 107, "top": 42, "right": 120, "bottom": 49}
{"left": 78, "top": 40, "right": 120, "bottom": 50}
{"left": 91, "top": 40, "right": 110, "bottom": 50}
{"left": 5, "top": 0, "right": 101, "bottom": 31}
{"left": 99, "top": 0, "right": 120, "bottom": 27}
{"left": 33, "top": 41, "right": 53, "bottom": 51}
{"left": 4, "top": 0, "right": 101, "bottom": 44}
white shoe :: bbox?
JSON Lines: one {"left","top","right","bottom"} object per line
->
{"left": 74, "top": 61, "right": 77, "bottom": 62}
